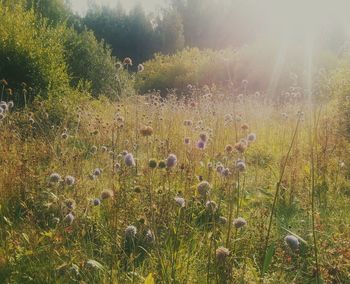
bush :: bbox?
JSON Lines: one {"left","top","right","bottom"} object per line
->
{"left": 0, "top": 3, "right": 70, "bottom": 102}
{"left": 64, "top": 28, "right": 127, "bottom": 99}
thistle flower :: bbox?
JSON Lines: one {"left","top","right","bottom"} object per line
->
{"left": 0, "top": 102, "right": 8, "bottom": 112}
{"left": 125, "top": 225, "right": 137, "bottom": 239}
{"left": 145, "top": 229, "right": 155, "bottom": 243}
{"left": 137, "top": 64, "right": 144, "bottom": 72}
{"left": 236, "top": 160, "right": 246, "bottom": 172}
{"left": 124, "top": 153, "right": 136, "bottom": 167}
{"left": 92, "top": 198, "right": 101, "bottom": 206}
{"left": 64, "top": 213, "right": 74, "bottom": 225}
{"left": 199, "top": 133, "right": 208, "bottom": 142}
{"left": 247, "top": 133, "right": 256, "bottom": 142}
{"left": 216, "top": 164, "right": 224, "bottom": 174}
{"left": 91, "top": 145, "right": 98, "bottom": 154}
{"left": 101, "top": 146, "right": 108, "bottom": 153}
{"left": 140, "top": 125, "right": 153, "bottom": 137}
{"left": 29, "top": 117, "right": 35, "bottom": 124}
{"left": 218, "top": 216, "right": 228, "bottom": 225}
{"left": 184, "top": 137, "right": 190, "bottom": 145}
{"left": 233, "top": 217, "right": 247, "bottom": 229}
{"left": 197, "top": 181, "right": 211, "bottom": 197}
{"left": 49, "top": 172, "right": 61, "bottom": 183}
{"left": 222, "top": 168, "right": 231, "bottom": 177}
{"left": 7, "top": 101, "right": 14, "bottom": 108}
{"left": 174, "top": 197, "right": 185, "bottom": 208}
{"left": 216, "top": 246, "right": 230, "bottom": 263}
{"left": 166, "top": 154, "right": 177, "bottom": 168}
{"left": 225, "top": 144, "right": 233, "bottom": 153}
{"left": 115, "top": 162, "right": 121, "bottom": 170}
{"left": 93, "top": 168, "right": 102, "bottom": 176}
{"left": 121, "top": 150, "right": 128, "bottom": 156}
{"left": 197, "top": 140, "right": 206, "bottom": 150}
{"left": 123, "top": 57, "right": 133, "bottom": 66}
{"left": 101, "top": 189, "right": 114, "bottom": 200}
{"left": 158, "top": 160, "right": 166, "bottom": 169}
{"left": 148, "top": 159, "right": 157, "bottom": 169}
{"left": 241, "top": 123, "right": 249, "bottom": 130}
{"left": 284, "top": 235, "right": 300, "bottom": 251}
{"left": 205, "top": 200, "right": 217, "bottom": 212}
{"left": 234, "top": 142, "right": 246, "bottom": 153}
{"left": 61, "top": 132, "right": 68, "bottom": 139}
{"left": 65, "top": 198, "right": 76, "bottom": 210}
{"left": 65, "top": 175, "right": 75, "bottom": 186}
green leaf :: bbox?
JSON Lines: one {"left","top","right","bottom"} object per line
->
{"left": 262, "top": 243, "right": 275, "bottom": 274}
{"left": 144, "top": 273, "right": 155, "bottom": 284}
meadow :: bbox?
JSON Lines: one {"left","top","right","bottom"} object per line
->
{"left": 0, "top": 84, "right": 349, "bottom": 283}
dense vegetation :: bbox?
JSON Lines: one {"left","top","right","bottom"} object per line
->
{"left": 0, "top": 0, "right": 350, "bottom": 283}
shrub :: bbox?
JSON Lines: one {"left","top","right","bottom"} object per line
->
{"left": 0, "top": 3, "right": 70, "bottom": 102}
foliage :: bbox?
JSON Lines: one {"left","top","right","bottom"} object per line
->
{"left": 0, "top": 3, "right": 70, "bottom": 100}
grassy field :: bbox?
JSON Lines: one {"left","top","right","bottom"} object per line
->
{"left": 0, "top": 89, "right": 349, "bottom": 283}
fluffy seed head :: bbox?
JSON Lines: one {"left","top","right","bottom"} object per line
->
{"left": 236, "top": 160, "right": 246, "bottom": 172}
{"left": 91, "top": 145, "right": 98, "bottom": 154}
{"left": 137, "top": 64, "right": 144, "bottom": 72}
{"left": 247, "top": 133, "right": 257, "bottom": 142}
{"left": 205, "top": 200, "right": 217, "bottom": 212}
{"left": 123, "top": 57, "right": 133, "bottom": 66}
{"left": 64, "top": 213, "right": 74, "bottom": 225}
{"left": 93, "top": 168, "right": 102, "bottom": 176}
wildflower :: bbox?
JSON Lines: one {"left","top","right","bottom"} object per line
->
{"left": 340, "top": 161, "right": 345, "bottom": 168}
{"left": 123, "top": 57, "right": 133, "bottom": 66}
{"left": 100, "top": 189, "right": 114, "bottom": 200}
{"left": 121, "top": 150, "right": 128, "bottom": 156}
{"left": 284, "top": 235, "right": 300, "bottom": 251}
{"left": 233, "top": 217, "right": 247, "bottom": 229}
{"left": 125, "top": 225, "right": 137, "bottom": 239}
{"left": 234, "top": 142, "right": 246, "bottom": 153}
{"left": 145, "top": 229, "right": 155, "bottom": 242}
{"left": 199, "top": 133, "right": 208, "bottom": 143}
{"left": 216, "top": 247, "right": 230, "bottom": 263}
{"left": 236, "top": 160, "right": 246, "bottom": 172}
{"left": 115, "top": 162, "right": 121, "bottom": 171}
{"left": 205, "top": 200, "right": 217, "bottom": 212}
{"left": 197, "top": 140, "right": 206, "bottom": 150}
{"left": 124, "top": 153, "right": 136, "bottom": 167}
{"left": 137, "top": 64, "right": 144, "bottom": 72}
{"left": 242, "top": 79, "right": 248, "bottom": 86}
{"left": 216, "top": 164, "right": 224, "bottom": 174}
{"left": 64, "top": 213, "right": 74, "bottom": 225}
{"left": 148, "top": 159, "right": 157, "bottom": 169}
{"left": 166, "top": 154, "right": 177, "bottom": 168}
{"left": 91, "top": 145, "right": 98, "bottom": 154}
{"left": 218, "top": 216, "right": 228, "bottom": 225}
{"left": 222, "top": 168, "right": 230, "bottom": 177}
{"left": 158, "top": 160, "right": 166, "bottom": 169}
{"left": 49, "top": 172, "right": 61, "bottom": 183}
{"left": 140, "top": 125, "right": 153, "bottom": 137}
{"left": 197, "top": 181, "right": 211, "bottom": 197}
{"left": 225, "top": 144, "right": 233, "bottom": 153}
{"left": 184, "top": 137, "right": 190, "bottom": 145}
{"left": 65, "top": 199, "right": 76, "bottom": 210}
{"left": 174, "top": 197, "right": 185, "bottom": 208}
{"left": 247, "top": 133, "right": 257, "bottom": 142}
{"left": 65, "top": 176, "right": 75, "bottom": 186}
{"left": 92, "top": 198, "right": 101, "bottom": 206}
{"left": 93, "top": 168, "right": 102, "bottom": 176}
{"left": 7, "top": 101, "right": 14, "bottom": 108}
{"left": 29, "top": 117, "right": 35, "bottom": 124}
{"left": 0, "top": 102, "right": 8, "bottom": 112}
{"left": 61, "top": 132, "right": 68, "bottom": 139}
{"left": 101, "top": 146, "right": 108, "bottom": 153}
{"left": 241, "top": 123, "right": 249, "bottom": 131}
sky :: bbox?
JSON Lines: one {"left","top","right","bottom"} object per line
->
{"left": 69, "top": 0, "right": 165, "bottom": 15}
